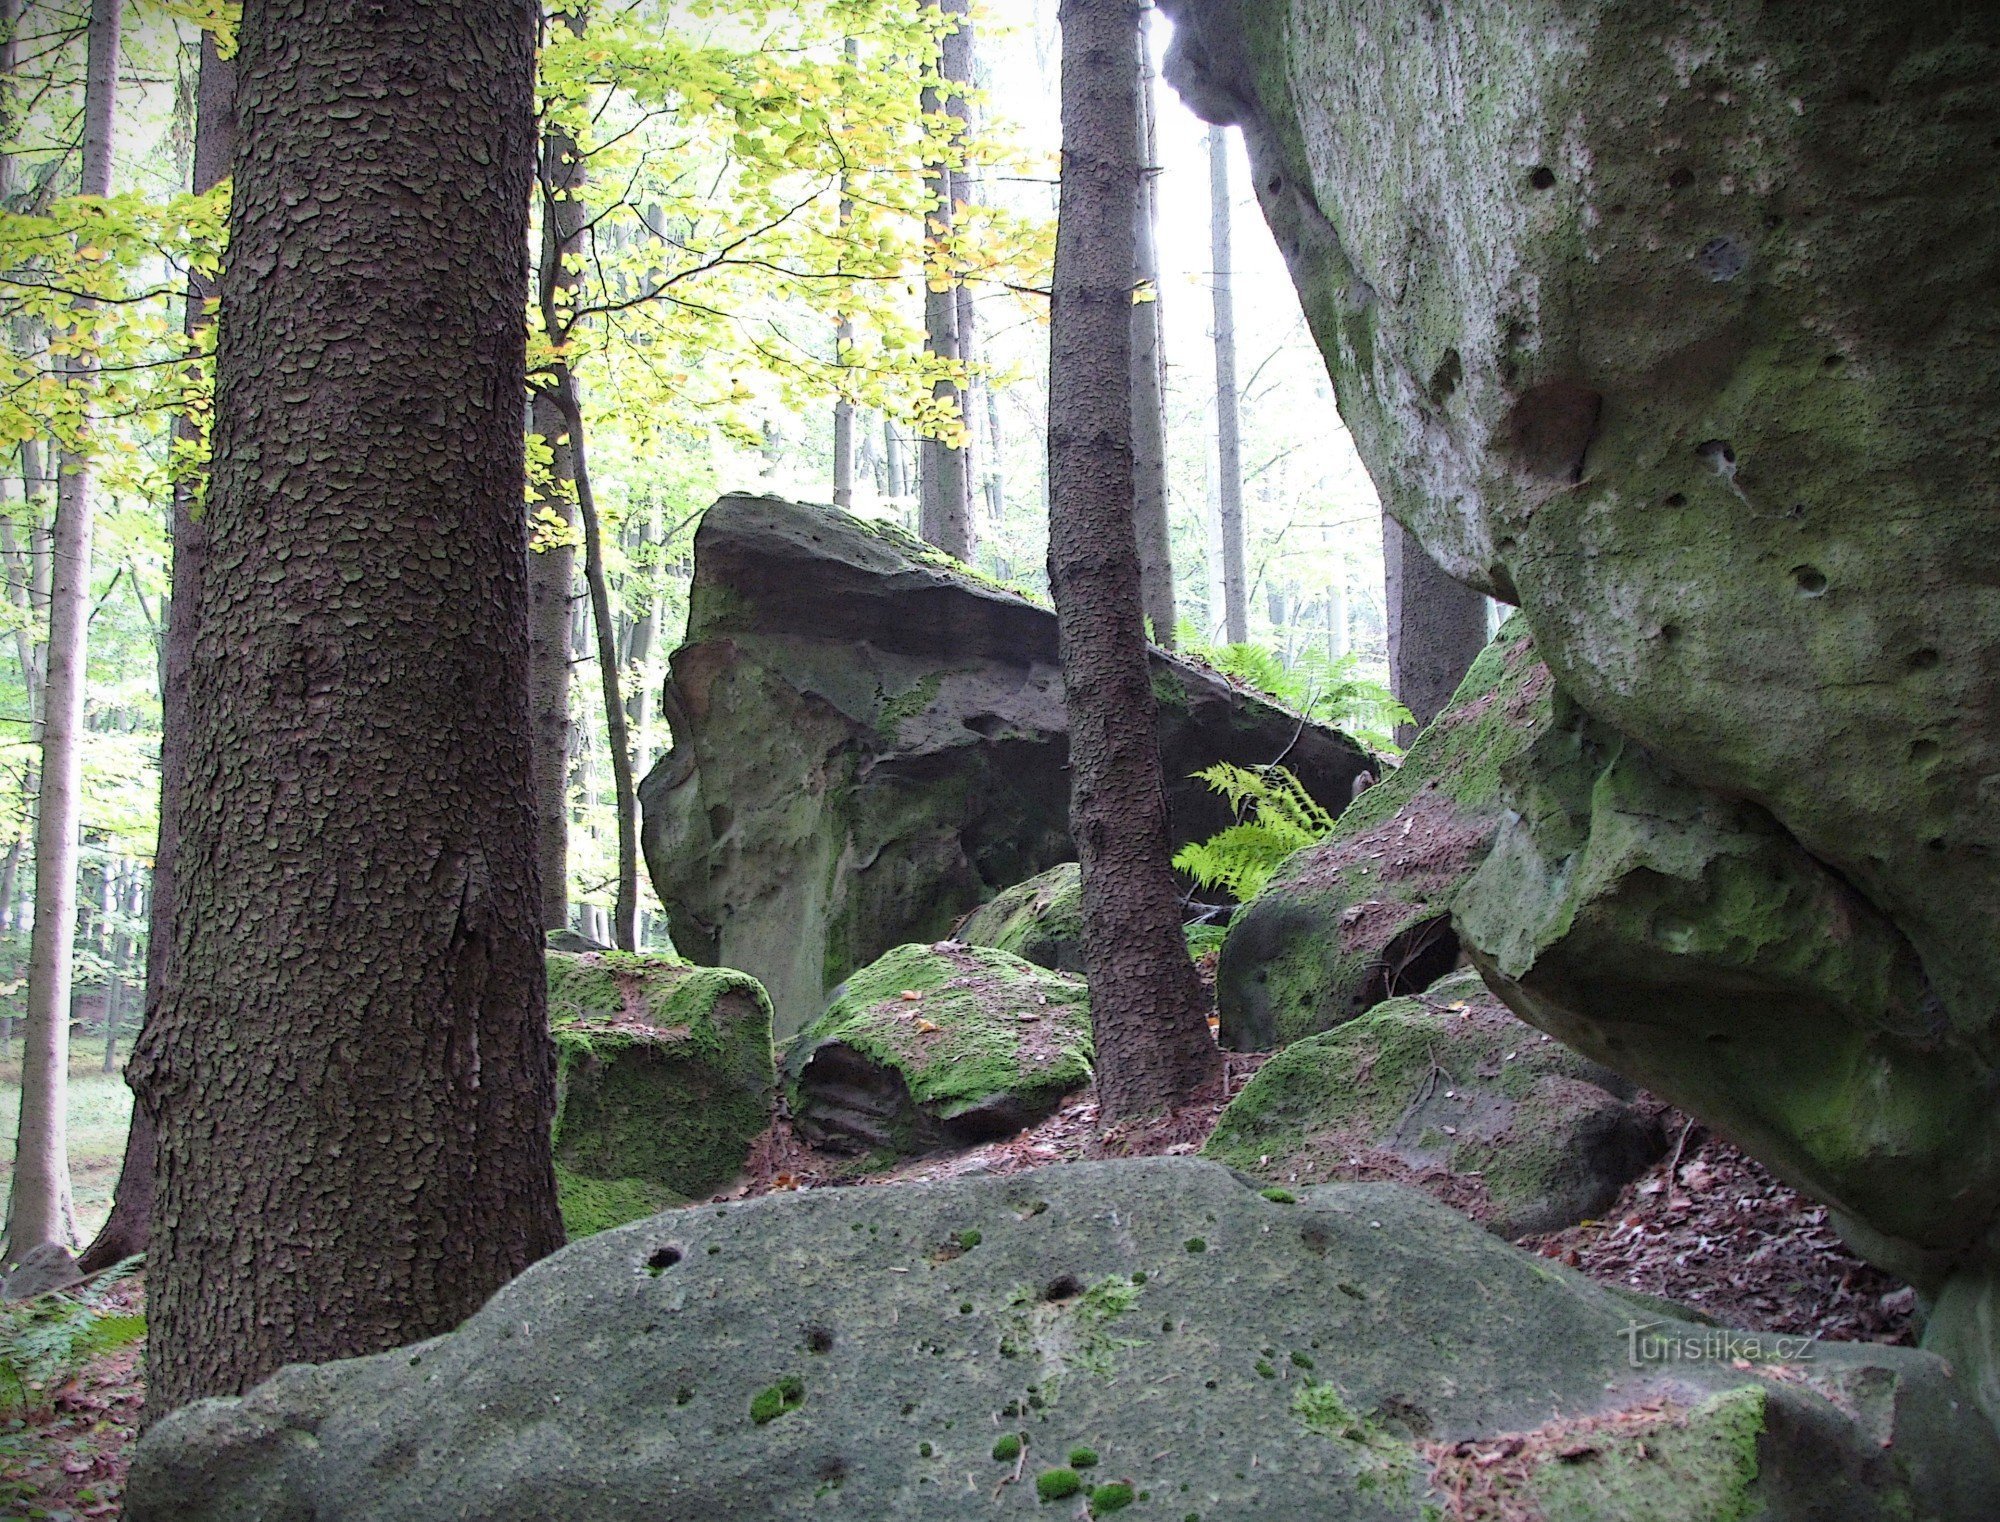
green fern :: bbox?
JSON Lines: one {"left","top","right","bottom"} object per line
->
{"left": 1176, "top": 633, "right": 1414, "bottom": 753}
{"left": 1172, "top": 763, "right": 1338, "bottom": 902}
{"left": 0, "top": 1257, "right": 145, "bottom": 1417}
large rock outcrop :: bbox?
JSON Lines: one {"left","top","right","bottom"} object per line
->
{"left": 127, "top": 1159, "right": 2000, "bottom": 1521}
{"left": 641, "top": 496, "right": 1372, "bottom": 1036}
{"left": 1160, "top": 0, "right": 2000, "bottom": 1413}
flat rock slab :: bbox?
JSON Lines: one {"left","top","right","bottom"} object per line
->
{"left": 129, "top": 1159, "right": 1999, "bottom": 1521}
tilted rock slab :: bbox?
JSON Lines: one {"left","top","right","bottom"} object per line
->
{"left": 1207, "top": 969, "right": 1666, "bottom": 1238}
{"left": 783, "top": 942, "right": 1093, "bottom": 1157}
{"left": 641, "top": 495, "right": 1372, "bottom": 1037}
{"left": 126, "top": 1159, "right": 2000, "bottom": 1520}
{"left": 1160, "top": 0, "right": 2000, "bottom": 1415}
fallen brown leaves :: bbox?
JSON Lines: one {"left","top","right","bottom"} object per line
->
{"left": 1, "top": 1278, "right": 144, "bottom": 1519}
{"left": 1421, "top": 1397, "right": 1688, "bottom": 1522}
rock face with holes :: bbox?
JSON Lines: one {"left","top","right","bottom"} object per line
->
{"left": 548, "top": 951, "right": 775, "bottom": 1235}
{"left": 1217, "top": 618, "right": 1543, "bottom": 1051}
{"left": 638, "top": 495, "right": 1373, "bottom": 1040}
{"left": 782, "top": 942, "right": 1092, "bottom": 1157}
{"left": 1205, "top": 970, "right": 1666, "bottom": 1238}
{"left": 1160, "top": 0, "right": 2000, "bottom": 1410}
{"left": 126, "top": 1158, "right": 2000, "bottom": 1521}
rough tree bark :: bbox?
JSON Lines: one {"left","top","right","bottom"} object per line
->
{"left": 1207, "top": 123, "right": 1247, "bottom": 645}
{"left": 6, "top": 0, "right": 119, "bottom": 1263}
{"left": 1383, "top": 513, "right": 1488, "bottom": 742}
{"left": 1131, "top": 14, "right": 1174, "bottom": 648}
{"left": 1048, "top": 0, "right": 1220, "bottom": 1123}
{"left": 528, "top": 2, "right": 587, "bottom": 934}
{"left": 917, "top": 0, "right": 973, "bottom": 559}
{"left": 77, "top": 33, "right": 234, "bottom": 1277}
{"left": 129, "top": 0, "right": 563, "bottom": 1411}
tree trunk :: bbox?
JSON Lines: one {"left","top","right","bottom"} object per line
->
{"left": 1207, "top": 124, "right": 1248, "bottom": 646}
{"left": 831, "top": 38, "right": 858, "bottom": 511}
{"left": 77, "top": 30, "right": 234, "bottom": 1279}
{"left": 528, "top": 5, "right": 587, "bottom": 934}
{"left": 1383, "top": 512, "right": 1489, "bottom": 743}
{"left": 884, "top": 417, "right": 907, "bottom": 499}
{"left": 1048, "top": 0, "right": 1220, "bottom": 1124}
{"left": 6, "top": 0, "right": 120, "bottom": 1264}
{"left": 1131, "top": 17, "right": 1173, "bottom": 649}
{"left": 129, "top": 0, "right": 561, "bottom": 1412}
{"left": 917, "top": 0, "right": 973, "bottom": 560}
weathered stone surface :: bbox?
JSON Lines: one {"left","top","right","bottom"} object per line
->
{"left": 639, "top": 495, "right": 1373, "bottom": 1037}
{"left": 1206, "top": 969, "right": 1665, "bottom": 1238}
{"left": 1162, "top": 0, "right": 2000, "bottom": 1416}
{"left": 126, "top": 1159, "right": 2000, "bottom": 1521}
{"left": 955, "top": 862, "right": 1085, "bottom": 975}
{"left": 1218, "top": 617, "right": 1543, "bottom": 1050}
{"left": 783, "top": 942, "right": 1091, "bottom": 1156}
{"left": 549, "top": 951, "right": 774, "bottom": 1234}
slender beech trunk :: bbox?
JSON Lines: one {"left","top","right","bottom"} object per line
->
{"left": 1048, "top": 0, "right": 1220, "bottom": 1123}
{"left": 1384, "top": 513, "right": 1489, "bottom": 742}
{"left": 78, "top": 31, "right": 233, "bottom": 1278}
{"left": 1207, "top": 124, "right": 1247, "bottom": 645}
{"left": 130, "top": 0, "right": 560, "bottom": 1411}
{"left": 917, "top": 0, "right": 973, "bottom": 559}
{"left": 7, "top": 0, "right": 119, "bottom": 1263}
{"left": 884, "top": 417, "right": 907, "bottom": 499}
{"left": 528, "top": 4, "right": 587, "bottom": 934}
{"left": 831, "top": 38, "right": 858, "bottom": 509}
{"left": 556, "top": 379, "right": 639, "bottom": 952}
{"left": 1131, "top": 14, "right": 1174, "bottom": 648}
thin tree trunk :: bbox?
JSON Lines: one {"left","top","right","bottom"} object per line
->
{"left": 1208, "top": 124, "right": 1247, "bottom": 645}
{"left": 77, "top": 30, "right": 234, "bottom": 1279}
{"left": 7, "top": 0, "right": 120, "bottom": 1264}
{"left": 528, "top": 4, "right": 587, "bottom": 934}
{"left": 884, "top": 417, "right": 907, "bottom": 499}
{"left": 917, "top": 0, "right": 973, "bottom": 559}
{"left": 1047, "top": 0, "right": 1220, "bottom": 1124}
{"left": 1131, "top": 13, "right": 1173, "bottom": 648}
{"left": 1383, "top": 513, "right": 1489, "bottom": 743}
{"left": 131, "top": 0, "right": 560, "bottom": 1411}
{"left": 831, "top": 38, "right": 858, "bottom": 510}
{"left": 555, "top": 376, "right": 639, "bottom": 953}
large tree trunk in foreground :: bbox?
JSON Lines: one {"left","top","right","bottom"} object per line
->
{"left": 1207, "top": 124, "right": 1248, "bottom": 645}
{"left": 6, "top": 0, "right": 120, "bottom": 1264}
{"left": 130, "top": 0, "right": 561, "bottom": 1413}
{"left": 1383, "top": 513, "right": 1488, "bottom": 742}
{"left": 1131, "top": 19, "right": 1174, "bottom": 649}
{"left": 1048, "top": 0, "right": 1220, "bottom": 1122}
{"left": 78, "top": 31, "right": 235, "bottom": 1279}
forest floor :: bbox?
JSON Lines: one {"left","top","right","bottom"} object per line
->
{"left": 2, "top": 1053, "right": 1918, "bottom": 1518}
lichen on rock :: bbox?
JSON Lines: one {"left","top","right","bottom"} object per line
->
{"left": 782, "top": 941, "right": 1093, "bottom": 1156}
{"left": 549, "top": 950, "right": 775, "bottom": 1232}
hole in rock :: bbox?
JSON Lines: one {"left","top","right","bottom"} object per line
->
{"left": 1428, "top": 349, "right": 1463, "bottom": 407}
{"left": 1667, "top": 167, "right": 1695, "bottom": 190}
{"left": 706, "top": 803, "right": 733, "bottom": 840}
{"left": 1910, "top": 738, "right": 1940, "bottom": 764}
{"left": 804, "top": 1324, "right": 835, "bottom": 1354}
{"left": 1664, "top": 492, "right": 1688, "bottom": 508}
{"left": 1266, "top": 175, "right": 1282, "bottom": 195}
{"left": 1359, "top": 916, "right": 1460, "bottom": 1010}
{"left": 648, "top": 1246, "right": 683, "bottom": 1274}
{"left": 1823, "top": 353, "right": 1845, "bottom": 369}
{"left": 1694, "top": 439, "right": 1736, "bottom": 468}
{"left": 1927, "top": 837, "right": 1949, "bottom": 853}
{"left": 1907, "top": 648, "right": 1940, "bottom": 671}
{"left": 1791, "top": 565, "right": 1828, "bottom": 597}
{"left": 1696, "top": 236, "right": 1748, "bottom": 282}
{"left": 1658, "top": 623, "right": 1682, "bottom": 643}
{"left": 1502, "top": 381, "right": 1602, "bottom": 482}
{"left": 1043, "top": 1274, "right": 1085, "bottom": 1302}
{"left": 1529, "top": 166, "right": 1556, "bottom": 189}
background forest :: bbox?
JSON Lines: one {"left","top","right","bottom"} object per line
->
{"left": 0, "top": 0, "right": 1395, "bottom": 1240}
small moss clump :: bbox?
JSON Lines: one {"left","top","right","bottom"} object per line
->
{"left": 1261, "top": 1186, "right": 1296, "bottom": 1204}
{"left": 1069, "top": 1447, "right": 1099, "bottom": 1468}
{"left": 1037, "top": 1468, "right": 1083, "bottom": 1502}
{"left": 1256, "top": 1358, "right": 1277, "bottom": 1379}
{"left": 919, "top": 1441, "right": 934, "bottom": 1458}
{"left": 1290, "top": 1350, "right": 1315, "bottom": 1369}
{"left": 993, "top": 1433, "right": 1023, "bottom": 1462}
{"left": 1090, "top": 1481, "right": 1136, "bottom": 1514}
{"left": 957, "top": 1228, "right": 983, "bottom": 1249}
{"left": 1185, "top": 1237, "right": 1207, "bottom": 1253}
{"left": 750, "top": 1374, "right": 805, "bottom": 1425}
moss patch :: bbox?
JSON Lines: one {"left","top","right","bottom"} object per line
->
{"left": 554, "top": 1164, "right": 688, "bottom": 1239}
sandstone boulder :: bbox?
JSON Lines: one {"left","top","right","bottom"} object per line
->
{"left": 782, "top": 942, "right": 1091, "bottom": 1157}
{"left": 1206, "top": 969, "right": 1665, "bottom": 1238}
{"left": 549, "top": 951, "right": 774, "bottom": 1233}
{"left": 127, "top": 1159, "right": 2000, "bottom": 1520}
{"left": 955, "top": 862, "right": 1086, "bottom": 975}
{"left": 639, "top": 496, "right": 1372, "bottom": 1037}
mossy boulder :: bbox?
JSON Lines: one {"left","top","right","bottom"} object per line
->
{"left": 128, "top": 1159, "right": 2000, "bottom": 1520}
{"left": 548, "top": 950, "right": 775, "bottom": 1233}
{"left": 955, "top": 862, "right": 1086, "bottom": 974}
{"left": 1205, "top": 969, "right": 1665, "bottom": 1238}
{"left": 782, "top": 942, "right": 1091, "bottom": 1156}
{"left": 1218, "top": 617, "right": 1546, "bottom": 1050}
{"left": 639, "top": 495, "right": 1372, "bottom": 1038}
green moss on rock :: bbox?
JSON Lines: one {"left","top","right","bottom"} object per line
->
{"left": 783, "top": 942, "right": 1092, "bottom": 1155}
{"left": 550, "top": 950, "right": 775, "bottom": 1227}
{"left": 958, "top": 863, "right": 1087, "bottom": 974}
